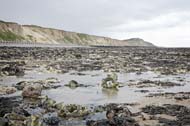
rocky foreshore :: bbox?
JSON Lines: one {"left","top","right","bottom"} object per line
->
{"left": 0, "top": 46, "right": 190, "bottom": 126}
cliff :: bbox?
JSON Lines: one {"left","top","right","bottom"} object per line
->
{"left": 0, "top": 20, "right": 155, "bottom": 46}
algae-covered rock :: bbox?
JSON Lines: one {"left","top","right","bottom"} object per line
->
{"left": 4, "top": 113, "right": 28, "bottom": 126}
{"left": 30, "top": 115, "right": 42, "bottom": 126}
{"left": 55, "top": 102, "right": 65, "bottom": 110}
{"left": 101, "top": 73, "right": 119, "bottom": 89}
{"left": 65, "top": 80, "right": 89, "bottom": 89}
{"left": 58, "top": 104, "right": 90, "bottom": 118}
{"left": 42, "top": 95, "right": 56, "bottom": 108}
{"left": 65, "top": 80, "right": 79, "bottom": 88}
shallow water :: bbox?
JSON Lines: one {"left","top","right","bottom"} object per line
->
{"left": 1, "top": 68, "right": 190, "bottom": 105}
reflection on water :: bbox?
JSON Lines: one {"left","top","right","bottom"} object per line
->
{"left": 102, "top": 88, "right": 118, "bottom": 99}
{"left": 1, "top": 69, "right": 190, "bottom": 105}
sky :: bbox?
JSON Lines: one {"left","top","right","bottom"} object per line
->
{"left": 0, "top": 0, "right": 190, "bottom": 47}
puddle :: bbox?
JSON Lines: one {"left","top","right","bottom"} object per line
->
{"left": 1, "top": 69, "right": 190, "bottom": 106}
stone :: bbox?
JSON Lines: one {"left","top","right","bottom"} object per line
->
{"left": 55, "top": 102, "right": 65, "bottom": 110}
{"left": 0, "top": 96, "right": 22, "bottom": 117}
{"left": 58, "top": 104, "right": 90, "bottom": 118}
{"left": 22, "top": 84, "right": 42, "bottom": 98}
{"left": 42, "top": 96, "right": 56, "bottom": 108}
{"left": 66, "top": 80, "right": 79, "bottom": 88}
{"left": 4, "top": 113, "right": 27, "bottom": 126}
{"left": 86, "top": 103, "right": 139, "bottom": 126}
{"left": 65, "top": 80, "right": 89, "bottom": 89}
{"left": 1, "top": 64, "right": 24, "bottom": 76}
{"left": 101, "top": 73, "right": 119, "bottom": 89}
{"left": 43, "top": 113, "right": 60, "bottom": 126}
{"left": 30, "top": 115, "right": 42, "bottom": 126}
{"left": 15, "top": 78, "right": 61, "bottom": 90}
{"left": 0, "top": 117, "right": 8, "bottom": 126}
{"left": 0, "top": 86, "right": 17, "bottom": 95}
{"left": 15, "top": 81, "right": 30, "bottom": 90}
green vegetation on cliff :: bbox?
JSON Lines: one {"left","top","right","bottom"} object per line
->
{"left": 0, "top": 30, "right": 24, "bottom": 41}
{"left": 77, "top": 33, "right": 88, "bottom": 40}
{"left": 63, "top": 36, "right": 74, "bottom": 43}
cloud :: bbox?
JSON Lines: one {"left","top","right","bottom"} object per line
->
{"left": 107, "top": 11, "right": 190, "bottom": 32}
{"left": 0, "top": 0, "right": 190, "bottom": 47}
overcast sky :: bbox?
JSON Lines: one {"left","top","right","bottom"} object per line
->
{"left": 0, "top": 0, "right": 190, "bottom": 47}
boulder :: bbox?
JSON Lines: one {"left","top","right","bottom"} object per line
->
{"left": 64, "top": 80, "right": 89, "bottom": 89}
{"left": 22, "top": 84, "right": 42, "bottom": 98}
{"left": 4, "top": 112, "right": 27, "bottom": 126}
{"left": 58, "top": 104, "right": 90, "bottom": 118}
{"left": 66, "top": 80, "right": 79, "bottom": 88}
{"left": 0, "top": 86, "right": 17, "bottom": 95}
{"left": 101, "top": 73, "right": 119, "bottom": 89}
{"left": 15, "top": 77, "right": 60, "bottom": 90}
{"left": 43, "top": 113, "right": 60, "bottom": 126}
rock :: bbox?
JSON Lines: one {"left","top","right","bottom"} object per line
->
{"left": 101, "top": 73, "right": 119, "bottom": 89}
{"left": 87, "top": 103, "right": 138, "bottom": 126}
{"left": 65, "top": 80, "right": 89, "bottom": 89}
{"left": 36, "top": 77, "right": 60, "bottom": 85}
{"left": 147, "top": 92, "right": 190, "bottom": 101}
{"left": 42, "top": 96, "right": 56, "bottom": 108}
{"left": 158, "top": 117, "right": 179, "bottom": 126}
{"left": 35, "top": 77, "right": 60, "bottom": 89}
{"left": 109, "top": 116, "right": 138, "bottom": 126}
{"left": 0, "top": 86, "right": 17, "bottom": 95}
{"left": 1, "top": 64, "right": 24, "bottom": 76}
{"left": 15, "top": 78, "right": 61, "bottom": 90}
{"left": 43, "top": 113, "right": 60, "bottom": 126}
{"left": 86, "top": 119, "right": 109, "bottom": 126}
{"left": 44, "top": 77, "right": 60, "bottom": 84}
{"left": 21, "top": 106, "right": 45, "bottom": 117}
{"left": 129, "top": 80, "right": 182, "bottom": 88}
{"left": 106, "top": 110, "right": 115, "bottom": 120}
{"left": 141, "top": 104, "right": 190, "bottom": 126}
{"left": 93, "top": 105, "right": 106, "bottom": 113}
{"left": 0, "top": 97, "right": 22, "bottom": 117}
{"left": 55, "top": 102, "right": 64, "bottom": 110}
{"left": 105, "top": 103, "right": 132, "bottom": 117}
{"left": 135, "top": 90, "right": 149, "bottom": 93}
{"left": 0, "top": 117, "right": 8, "bottom": 126}
{"left": 30, "top": 115, "right": 42, "bottom": 126}
{"left": 22, "top": 84, "right": 42, "bottom": 98}
{"left": 15, "top": 81, "right": 30, "bottom": 90}
{"left": 4, "top": 113, "right": 27, "bottom": 126}
{"left": 58, "top": 104, "right": 90, "bottom": 118}
{"left": 87, "top": 103, "right": 139, "bottom": 126}
{"left": 66, "top": 80, "right": 79, "bottom": 88}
